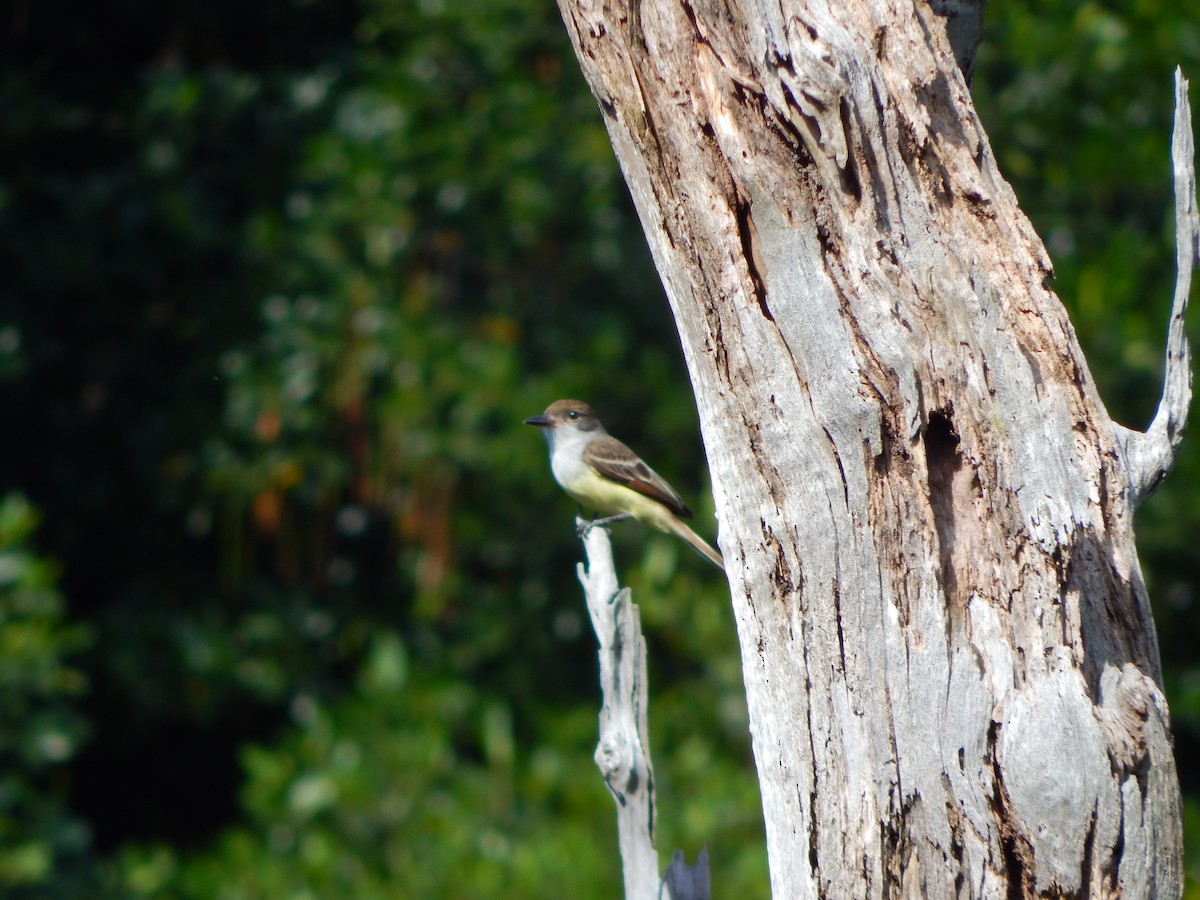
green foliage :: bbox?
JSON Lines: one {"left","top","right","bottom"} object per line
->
{"left": 101, "top": 631, "right": 616, "bottom": 898}
{"left": 0, "top": 0, "right": 1197, "bottom": 895}
{"left": 1189, "top": 795, "right": 1200, "bottom": 900}
{"left": 0, "top": 495, "right": 91, "bottom": 895}
{"left": 4, "top": 0, "right": 751, "bottom": 895}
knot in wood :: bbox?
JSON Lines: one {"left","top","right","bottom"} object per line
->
{"left": 594, "top": 736, "right": 634, "bottom": 779}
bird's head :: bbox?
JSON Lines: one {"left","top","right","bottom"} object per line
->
{"left": 523, "top": 399, "right": 604, "bottom": 434}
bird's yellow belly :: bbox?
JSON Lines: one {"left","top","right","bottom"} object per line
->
{"left": 559, "top": 467, "right": 675, "bottom": 534}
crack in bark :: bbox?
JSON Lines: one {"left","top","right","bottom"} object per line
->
{"left": 880, "top": 790, "right": 920, "bottom": 895}
{"left": 822, "top": 424, "right": 850, "bottom": 507}
{"left": 987, "top": 720, "right": 1036, "bottom": 898}
{"left": 808, "top": 783, "right": 821, "bottom": 887}
{"left": 1105, "top": 799, "right": 1126, "bottom": 893}
{"left": 762, "top": 522, "right": 797, "bottom": 598}
{"left": 838, "top": 96, "right": 863, "bottom": 201}
{"left": 830, "top": 552, "right": 847, "bottom": 679}
{"left": 923, "top": 409, "right": 963, "bottom": 607}
{"left": 733, "top": 186, "right": 772, "bottom": 319}
{"left": 798, "top": 620, "right": 822, "bottom": 888}
{"left": 1079, "top": 801, "right": 1098, "bottom": 899}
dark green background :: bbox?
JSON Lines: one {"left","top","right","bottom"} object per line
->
{"left": 1, "top": 1, "right": 1196, "bottom": 895}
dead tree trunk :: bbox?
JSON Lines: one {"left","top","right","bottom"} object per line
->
{"left": 553, "top": 0, "right": 1190, "bottom": 896}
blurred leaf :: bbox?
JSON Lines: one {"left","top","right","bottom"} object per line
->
{"left": 0, "top": 495, "right": 92, "bottom": 894}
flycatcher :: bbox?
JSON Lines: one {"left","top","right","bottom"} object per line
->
{"left": 524, "top": 399, "right": 723, "bottom": 570}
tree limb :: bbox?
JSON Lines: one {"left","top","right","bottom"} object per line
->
{"left": 1119, "top": 68, "right": 1196, "bottom": 505}
{"left": 576, "top": 521, "right": 663, "bottom": 900}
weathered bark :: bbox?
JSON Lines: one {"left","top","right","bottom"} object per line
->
{"left": 577, "top": 521, "right": 712, "bottom": 900}
{"left": 577, "top": 522, "right": 662, "bottom": 899}
{"left": 554, "top": 1, "right": 1188, "bottom": 897}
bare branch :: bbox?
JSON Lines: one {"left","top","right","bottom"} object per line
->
{"left": 576, "top": 521, "right": 662, "bottom": 900}
{"left": 1120, "top": 68, "right": 1196, "bottom": 504}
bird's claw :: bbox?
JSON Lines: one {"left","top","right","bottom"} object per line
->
{"left": 576, "top": 513, "right": 632, "bottom": 537}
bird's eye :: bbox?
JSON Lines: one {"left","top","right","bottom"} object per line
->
{"left": 568, "top": 410, "right": 580, "bottom": 420}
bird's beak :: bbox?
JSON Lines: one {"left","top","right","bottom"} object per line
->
{"left": 523, "top": 415, "right": 551, "bottom": 427}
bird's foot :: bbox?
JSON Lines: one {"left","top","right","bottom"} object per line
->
{"left": 576, "top": 513, "right": 632, "bottom": 537}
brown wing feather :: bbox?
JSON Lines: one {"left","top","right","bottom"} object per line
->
{"left": 583, "top": 435, "right": 693, "bottom": 519}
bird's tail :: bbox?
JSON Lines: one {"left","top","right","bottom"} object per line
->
{"left": 668, "top": 517, "right": 724, "bottom": 571}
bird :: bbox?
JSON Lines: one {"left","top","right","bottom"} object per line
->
{"left": 524, "top": 399, "right": 723, "bottom": 570}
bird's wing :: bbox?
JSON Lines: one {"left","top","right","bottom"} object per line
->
{"left": 583, "top": 435, "right": 693, "bottom": 519}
